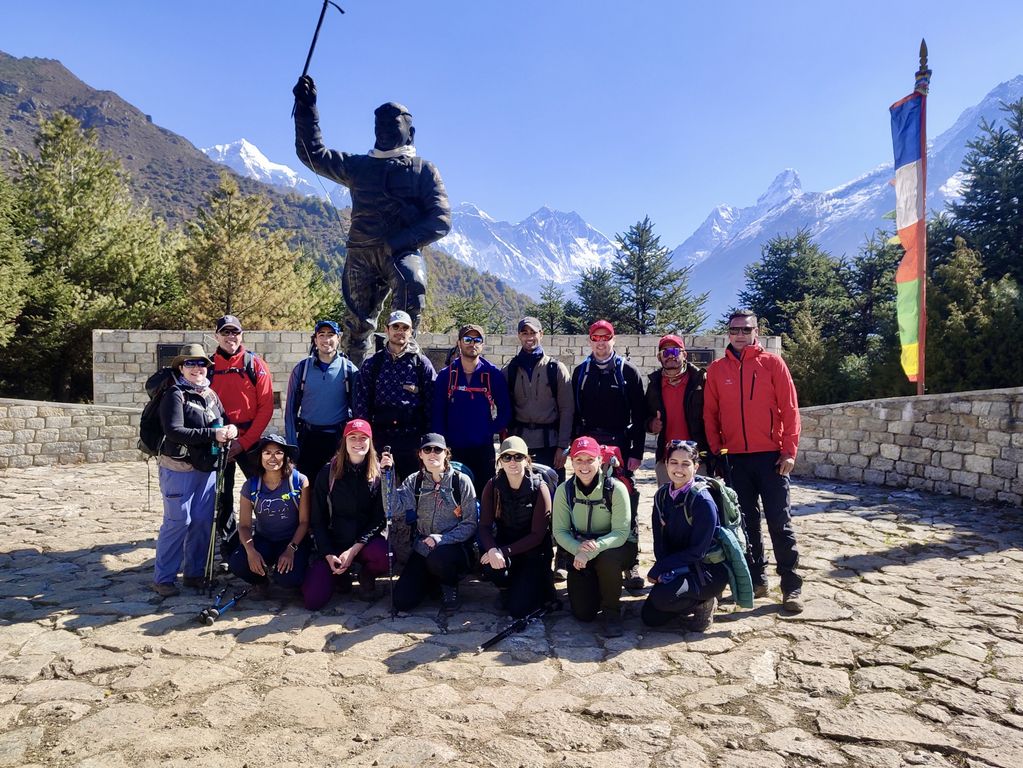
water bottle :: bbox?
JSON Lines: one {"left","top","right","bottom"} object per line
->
{"left": 211, "top": 418, "right": 223, "bottom": 455}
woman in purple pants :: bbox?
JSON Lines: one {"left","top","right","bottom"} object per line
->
{"left": 302, "top": 419, "right": 389, "bottom": 609}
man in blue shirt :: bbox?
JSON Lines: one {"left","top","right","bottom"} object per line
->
{"left": 432, "top": 324, "right": 511, "bottom": 495}
{"left": 285, "top": 320, "right": 360, "bottom": 480}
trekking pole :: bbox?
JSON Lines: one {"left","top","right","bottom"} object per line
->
{"left": 198, "top": 588, "right": 249, "bottom": 626}
{"left": 382, "top": 446, "right": 396, "bottom": 618}
{"left": 204, "top": 439, "right": 231, "bottom": 595}
{"left": 292, "top": 0, "right": 345, "bottom": 117}
{"left": 476, "top": 598, "right": 563, "bottom": 654}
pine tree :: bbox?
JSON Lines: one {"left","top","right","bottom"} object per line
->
{"left": 526, "top": 280, "right": 569, "bottom": 334}
{"left": 179, "top": 173, "right": 335, "bottom": 329}
{"left": 2, "top": 113, "right": 182, "bottom": 401}
{"left": 440, "top": 291, "right": 504, "bottom": 335}
{"left": 781, "top": 306, "right": 833, "bottom": 406}
{"left": 0, "top": 171, "right": 29, "bottom": 348}
{"left": 949, "top": 99, "right": 1023, "bottom": 283}
{"left": 611, "top": 216, "right": 708, "bottom": 334}
{"left": 575, "top": 266, "right": 626, "bottom": 330}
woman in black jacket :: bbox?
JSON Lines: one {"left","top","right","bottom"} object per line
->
{"left": 478, "top": 436, "right": 555, "bottom": 618}
{"left": 153, "top": 344, "right": 237, "bottom": 597}
{"left": 302, "top": 419, "right": 388, "bottom": 609}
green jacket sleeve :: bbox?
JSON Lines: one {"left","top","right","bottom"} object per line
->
{"left": 551, "top": 483, "right": 579, "bottom": 556}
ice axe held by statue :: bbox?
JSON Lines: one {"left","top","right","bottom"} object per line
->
{"left": 292, "top": 0, "right": 345, "bottom": 116}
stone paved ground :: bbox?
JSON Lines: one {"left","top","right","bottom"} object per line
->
{"left": 0, "top": 462, "right": 1021, "bottom": 768}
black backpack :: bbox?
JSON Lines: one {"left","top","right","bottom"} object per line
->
{"left": 138, "top": 368, "right": 176, "bottom": 457}
{"left": 209, "top": 350, "right": 259, "bottom": 387}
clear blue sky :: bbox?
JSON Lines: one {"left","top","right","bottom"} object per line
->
{"left": 4, "top": 1, "right": 1022, "bottom": 246}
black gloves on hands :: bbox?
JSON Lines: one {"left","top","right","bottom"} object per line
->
{"left": 293, "top": 75, "right": 317, "bottom": 108}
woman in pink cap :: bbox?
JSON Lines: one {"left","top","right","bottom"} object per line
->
{"left": 302, "top": 419, "right": 389, "bottom": 609}
{"left": 552, "top": 436, "right": 637, "bottom": 638}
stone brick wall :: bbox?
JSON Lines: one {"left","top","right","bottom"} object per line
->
{"left": 794, "top": 387, "right": 1023, "bottom": 506}
{"left": 0, "top": 398, "right": 139, "bottom": 469}
{"left": 92, "top": 328, "right": 781, "bottom": 430}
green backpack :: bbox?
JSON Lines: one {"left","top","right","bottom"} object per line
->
{"left": 654, "top": 475, "right": 748, "bottom": 565}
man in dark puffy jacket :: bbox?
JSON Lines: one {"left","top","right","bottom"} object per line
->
{"left": 293, "top": 75, "right": 451, "bottom": 364}
{"left": 645, "top": 334, "right": 710, "bottom": 485}
{"left": 705, "top": 310, "right": 803, "bottom": 613}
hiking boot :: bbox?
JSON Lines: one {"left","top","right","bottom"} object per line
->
{"left": 182, "top": 575, "right": 205, "bottom": 589}
{"left": 357, "top": 576, "right": 378, "bottom": 603}
{"left": 441, "top": 585, "right": 461, "bottom": 614}
{"left": 683, "top": 597, "right": 716, "bottom": 633}
{"left": 623, "top": 565, "right": 645, "bottom": 592}
{"left": 600, "top": 612, "right": 624, "bottom": 638}
{"left": 753, "top": 581, "right": 770, "bottom": 599}
{"left": 782, "top": 589, "right": 804, "bottom": 614}
{"left": 553, "top": 566, "right": 568, "bottom": 583}
{"left": 151, "top": 582, "right": 179, "bottom": 598}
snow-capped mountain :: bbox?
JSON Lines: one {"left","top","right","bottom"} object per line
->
{"left": 437, "top": 204, "right": 617, "bottom": 297}
{"left": 201, "top": 139, "right": 351, "bottom": 208}
{"left": 679, "top": 75, "right": 1023, "bottom": 322}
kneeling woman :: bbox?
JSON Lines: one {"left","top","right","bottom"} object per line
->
{"left": 552, "top": 436, "right": 637, "bottom": 638}
{"left": 642, "top": 440, "right": 727, "bottom": 632}
{"left": 479, "top": 436, "right": 554, "bottom": 618}
{"left": 387, "top": 433, "right": 477, "bottom": 613}
{"left": 229, "top": 434, "right": 311, "bottom": 590}
{"left": 302, "top": 419, "right": 389, "bottom": 609}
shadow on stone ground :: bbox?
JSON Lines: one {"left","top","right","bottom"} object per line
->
{"left": 1, "top": 461, "right": 1022, "bottom": 767}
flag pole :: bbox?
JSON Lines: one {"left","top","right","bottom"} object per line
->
{"left": 915, "top": 39, "right": 931, "bottom": 397}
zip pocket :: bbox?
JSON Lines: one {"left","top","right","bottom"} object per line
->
{"left": 750, "top": 372, "right": 757, "bottom": 400}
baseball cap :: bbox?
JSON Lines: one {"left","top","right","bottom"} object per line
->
{"left": 658, "top": 334, "right": 686, "bottom": 351}
{"left": 216, "top": 315, "right": 243, "bottom": 333}
{"left": 588, "top": 320, "right": 614, "bottom": 337}
{"left": 314, "top": 320, "right": 341, "bottom": 335}
{"left": 458, "top": 324, "right": 485, "bottom": 340}
{"left": 498, "top": 435, "right": 529, "bottom": 457}
{"left": 343, "top": 419, "right": 373, "bottom": 439}
{"left": 420, "top": 432, "right": 447, "bottom": 450}
{"left": 518, "top": 316, "right": 542, "bottom": 333}
{"left": 569, "top": 436, "right": 601, "bottom": 459}
{"left": 387, "top": 310, "right": 413, "bottom": 327}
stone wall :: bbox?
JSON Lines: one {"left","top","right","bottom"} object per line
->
{"left": 0, "top": 398, "right": 139, "bottom": 469}
{"left": 92, "top": 328, "right": 781, "bottom": 427}
{"left": 794, "top": 387, "right": 1023, "bottom": 506}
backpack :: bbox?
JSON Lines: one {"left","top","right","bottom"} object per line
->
{"left": 506, "top": 357, "right": 559, "bottom": 408}
{"left": 409, "top": 464, "right": 475, "bottom": 525}
{"left": 209, "top": 350, "right": 259, "bottom": 388}
{"left": 563, "top": 472, "right": 620, "bottom": 536}
{"left": 490, "top": 463, "right": 558, "bottom": 521}
{"left": 655, "top": 475, "right": 749, "bottom": 565}
{"left": 248, "top": 468, "right": 303, "bottom": 518}
{"left": 573, "top": 355, "right": 628, "bottom": 428}
{"left": 447, "top": 364, "right": 494, "bottom": 413}
{"left": 292, "top": 351, "right": 353, "bottom": 423}
{"left": 138, "top": 368, "right": 176, "bottom": 457}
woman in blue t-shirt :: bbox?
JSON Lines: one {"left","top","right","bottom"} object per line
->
{"left": 228, "top": 434, "right": 311, "bottom": 590}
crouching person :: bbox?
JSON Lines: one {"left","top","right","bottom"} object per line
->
{"left": 479, "top": 436, "right": 555, "bottom": 618}
{"left": 229, "top": 434, "right": 311, "bottom": 593}
{"left": 302, "top": 419, "right": 389, "bottom": 609}
{"left": 390, "top": 433, "right": 477, "bottom": 614}
{"left": 552, "top": 436, "right": 637, "bottom": 638}
{"left": 642, "top": 440, "right": 730, "bottom": 631}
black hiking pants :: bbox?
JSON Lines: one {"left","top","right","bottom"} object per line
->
{"left": 566, "top": 541, "right": 638, "bottom": 621}
{"left": 641, "top": 562, "right": 728, "bottom": 626}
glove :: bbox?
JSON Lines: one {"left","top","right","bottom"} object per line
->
{"left": 293, "top": 75, "right": 317, "bottom": 107}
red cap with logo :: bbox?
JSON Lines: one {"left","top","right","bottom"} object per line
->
{"left": 343, "top": 419, "right": 373, "bottom": 439}
{"left": 569, "top": 436, "right": 602, "bottom": 459}
{"left": 588, "top": 320, "right": 615, "bottom": 337}
{"left": 658, "top": 334, "right": 686, "bottom": 351}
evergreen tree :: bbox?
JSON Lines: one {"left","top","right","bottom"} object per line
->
{"left": 575, "top": 266, "right": 626, "bottom": 330}
{"left": 526, "top": 280, "right": 569, "bottom": 334}
{"left": 0, "top": 171, "right": 29, "bottom": 348}
{"left": 610, "top": 216, "right": 708, "bottom": 334}
{"left": 561, "top": 300, "right": 587, "bottom": 334}
{"left": 739, "top": 228, "right": 849, "bottom": 339}
{"left": 179, "top": 173, "right": 334, "bottom": 329}
{"left": 781, "top": 306, "right": 833, "bottom": 406}
{"left": 440, "top": 292, "right": 504, "bottom": 335}
{"left": 927, "top": 237, "right": 1023, "bottom": 393}
{"left": 949, "top": 99, "right": 1023, "bottom": 283}
{"left": 2, "top": 113, "right": 181, "bottom": 401}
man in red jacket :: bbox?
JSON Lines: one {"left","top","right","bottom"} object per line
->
{"left": 209, "top": 315, "right": 275, "bottom": 557}
{"left": 704, "top": 310, "right": 803, "bottom": 613}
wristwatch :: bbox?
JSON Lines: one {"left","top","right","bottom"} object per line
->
{"left": 288, "top": 542, "right": 299, "bottom": 552}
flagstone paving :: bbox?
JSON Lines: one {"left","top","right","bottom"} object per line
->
{"left": 0, "top": 461, "right": 1021, "bottom": 767}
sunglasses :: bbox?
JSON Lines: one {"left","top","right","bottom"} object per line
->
{"left": 461, "top": 335, "right": 483, "bottom": 344}
{"left": 668, "top": 439, "right": 699, "bottom": 450}
{"left": 182, "top": 360, "right": 208, "bottom": 368}
{"left": 218, "top": 329, "right": 241, "bottom": 337}
{"left": 421, "top": 445, "right": 445, "bottom": 454}
{"left": 589, "top": 334, "right": 612, "bottom": 342}
{"left": 660, "top": 347, "right": 683, "bottom": 358}
{"left": 500, "top": 453, "right": 527, "bottom": 462}
{"left": 728, "top": 327, "right": 755, "bottom": 335}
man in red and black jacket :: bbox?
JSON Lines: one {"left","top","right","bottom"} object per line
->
{"left": 209, "top": 315, "right": 275, "bottom": 557}
{"left": 704, "top": 310, "right": 804, "bottom": 613}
